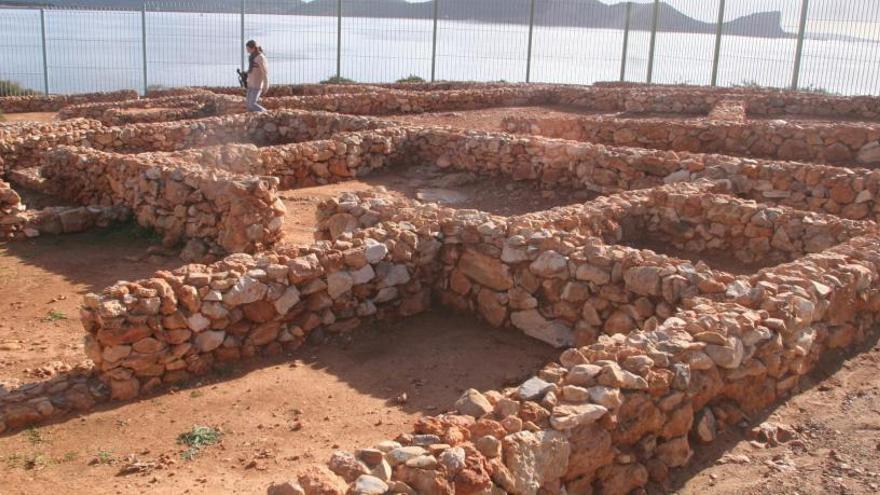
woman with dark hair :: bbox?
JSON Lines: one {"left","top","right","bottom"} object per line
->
{"left": 245, "top": 40, "right": 269, "bottom": 112}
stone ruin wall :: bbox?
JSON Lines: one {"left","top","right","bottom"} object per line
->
{"left": 4, "top": 181, "right": 877, "bottom": 495}
{"left": 0, "top": 90, "right": 138, "bottom": 114}
{"left": 5, "top": 84, "right": 880, "bottom": 494}
{"left": 502, "top": 114, "right": 880, "bottom": 166}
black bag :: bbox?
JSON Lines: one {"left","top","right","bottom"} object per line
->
{"left": 237, "top": 69, "right": 248, "bottom": 89}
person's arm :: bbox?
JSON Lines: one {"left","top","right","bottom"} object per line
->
{"left": 260, "top": 55, "right": 269, "bottom": 92}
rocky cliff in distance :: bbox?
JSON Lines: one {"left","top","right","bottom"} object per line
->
{"left": 3, "top": 0, "right": 790, "bottom": 38}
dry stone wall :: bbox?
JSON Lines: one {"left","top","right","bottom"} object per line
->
{"left": 42, "top": 146, "right": 285, "bottom": 253}
{"left": 57, "top": 93, "right": 232, "bottom": 125}
{"left": 285, "top": 185, "right": 880, "bottom": 495}
{"left": 0, "top": 179, "right": 24, "bottom": 238}
{"left": 0, "top": 90, "right": 138, "bottom": 113}
{"left": 502, "top": 114, "right": 880, "bottom": 166}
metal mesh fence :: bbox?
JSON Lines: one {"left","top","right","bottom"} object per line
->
{"left": 146, "top": 1, "right": 239, "bottom": 89}
{"left": 340, "top": 0, "right": 434, "bottom": 83}
{"left": 715, "top": 1, "right": 803, "bottom": 89}
{"left": 530, "top": 0, "right": 628, "bottom": 85}
{"left": 2, "top": 1, "right": 880, "bottom": 98}
{"left": 800, "top": 1, "right": 880, "bottom": 95}
{"left": 246, "top": 0, "right": 337, "bottom": 85}
{"left": 435, "top": 0, "right": 532, "bottom": 82}
{"left": 0, "top": 8, "right": 43, "bottom": 96}
{"left": 652, "top": 0, "right": 721, "bottom": 86}
{"left": 43, "top": 5, "right": 141, "bottom": 95}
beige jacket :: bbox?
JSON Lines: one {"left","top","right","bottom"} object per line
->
{"left": 247, "top": 53, "right": 269, "bottom": 92}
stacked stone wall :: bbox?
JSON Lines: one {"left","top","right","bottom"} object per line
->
{"left": 502, "top": 114, "right": 880, "bottom": 166}
{"left": 0, "top": 179, "right": 24, "bottom": 238}
{"left": 0, "top": 90, "right": 138, "bottom": 113}
{"left": 42, "top": 146, "right": 285, "bottom": 253}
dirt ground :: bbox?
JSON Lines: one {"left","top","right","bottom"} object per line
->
{"left": 0, "top": 227, "right": 180, "bottom": 383}
{"left": 0, "top": 112, "right": 57, "bottom": 123}
{"left": 385, "top": 106, "right": 710, "bottom": 133}
{"left": 0, "top": 313, "right": 557, "bottom": 495}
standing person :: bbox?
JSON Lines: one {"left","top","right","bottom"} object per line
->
{"left": 245, "top": 40, "right": 269, "bottom": 112}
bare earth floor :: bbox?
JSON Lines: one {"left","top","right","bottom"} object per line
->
{"left": 279, "top": 163, "right": 595, "bottom": 247}
{"left": 0, "top": 313, "right": 557, "bottom": 495}
{"left": 0, "top": 228, "right": 181, "bottom": 382}
{"left": 1, "top": 112, "right": 57, "bottom": 123}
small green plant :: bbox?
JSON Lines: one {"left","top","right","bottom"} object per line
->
{"left": 43, "top": 309, "right": 67, "bottom": 322}
{"left": 189, "top": 390, "right": 204, "bottom": 398}
{"left": 95, "top": 450, "right": 114, "bottom": 464}
{"left": 320, "top": 75, "right": 356, "bottom": 84}
{"left": 5, "top": 452, "right": 49, "bottom": 470}
{"left": 62, "top": 451, "right": 78, "bottom": 462}
{"left": 0, "top": 79, "right": 38, "bottom": 97}
{"left": 177, "top": 425, "right": 222, "bottom": 460}
{"left": 396, "top": 74, "right": 426, "bottom": 83}
{"left": 733, "top": 79, "right": 834, "bottom": 95}
{"left": 25, "top": 426, "right": 45, "bottom": 445}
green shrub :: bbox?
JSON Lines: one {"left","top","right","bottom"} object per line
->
{"left": 0, "top": 80, "right": 38, "bottom": 97}
{"left": 177, "top": 425, "right": 222, "bottom": 460}
{"left": 320, "top": 76, "right": 356, "bottom": 84}
{"left": 396, "top": 74, "right": 426, "bottom": 83}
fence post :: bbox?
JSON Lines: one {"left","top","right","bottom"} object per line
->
{"left": 620, "top": 1, "right": 632, "bottom": 82}
{"left": 141, "top": 2, "right": 148, "bottom": 95}
{"left": 710, "top": 0, "right": 725, "bottom": 86}
{"left": 40, "top": 8, "right": 49, "bottom": 95}
{"left": 336, "top": 0, "right": 342, "bottom": 79}
{"left": 431, "top": 0, "right": 439, "bottom": 82}
{"left": 240, "top": 0, "right": 246, "bottom": 71}
{"left": 791, "top": 0, "right": 810, "bottom": 90}
{"left": 646, "top": 0, "right": 659, "bottom": 84}
{"left": 525, "top": 0, "right": 536, "bottom": 83}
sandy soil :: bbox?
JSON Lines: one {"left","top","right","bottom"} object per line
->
{"left": 0, "top": 313, "right": 557, "bottom": 495}
{"left": 1, "top": 112, "right": 57, "bottom": 123}
{"left": 0, "top": 227, "right": 180, "bottom": 382}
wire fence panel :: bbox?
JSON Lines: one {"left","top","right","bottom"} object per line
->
{"left": 146, "top": 1, "right": 239, "bottom": 89}
{"left": 621, "top": 1, "right": 653, "bottom": 84}
{"left": 0, "top": 8, "right": 43, "bottom": 96}
{"left": 800, "top": 0, "right": 880, "bottom": 95}
{"left": 652, "top": 0, "right": 720, "bottom": 86}
{"left": 245, "top": 1, "right": 337, "bottom": 85}
{"left": 340, "top": 0, "right": 434, "bottom": 83}
{"left": 435, "top": 0, "right": 532, "bottom": 82}
{"left": 714, "top": 1, "right": 803, "bottom": 89}
{"left": 5, "top": 1, "right": 880, "bottom": 98}
{"left": 44, "top": 5, "right": 142, "bottom": 94}
{"left": 530, "top": 0, "right": 627, "bottom": 85}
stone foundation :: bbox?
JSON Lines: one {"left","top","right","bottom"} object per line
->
{"left": 3, "top": 82, "right": 880, "bottom": 495}
{"left": 0, "top": 90, "right": 138, "bottom": 113}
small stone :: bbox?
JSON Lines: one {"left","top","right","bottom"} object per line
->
{"left": 517, "top": 376, "right": 554, "bottom": 401}
{"left": 454, "top": 388, "right": 493, "bottom": 418}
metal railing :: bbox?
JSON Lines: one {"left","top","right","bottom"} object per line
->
{"left": 1, "top": 0, "right": 879, "bottom": 97}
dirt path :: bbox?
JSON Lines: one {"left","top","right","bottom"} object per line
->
{"left": 0, "top": 313, "right": 557, "bottom": 495}
{"left": 1, "top": 112, "right": 57, "bottom": 123}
